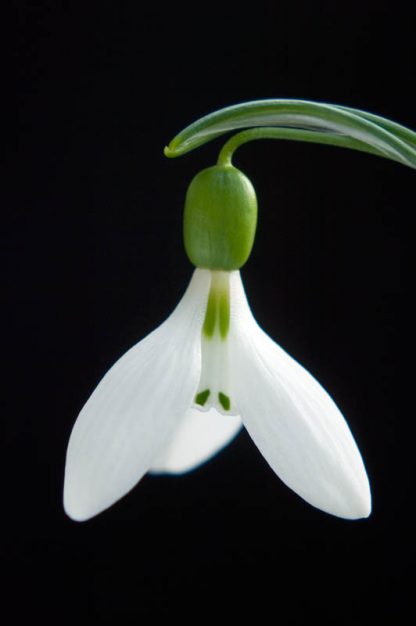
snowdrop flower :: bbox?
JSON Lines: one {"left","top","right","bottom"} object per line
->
{"left": 64, "top": 161, "right": 371, "bottom": 522}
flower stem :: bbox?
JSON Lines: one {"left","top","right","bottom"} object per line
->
{"left": 216, "top": 127, "right": 384, "bottom": 167}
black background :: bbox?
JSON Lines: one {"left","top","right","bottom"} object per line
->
{"left": 2, "top": 1, "right": 415, "bottom": 624}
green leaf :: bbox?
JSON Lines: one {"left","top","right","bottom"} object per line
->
{"left": 164, "top": 99, "right": 416, "bottom": 169}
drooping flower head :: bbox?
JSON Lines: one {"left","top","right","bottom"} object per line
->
{"left": 64, "top": 100, "right": 416, "bottom": 521}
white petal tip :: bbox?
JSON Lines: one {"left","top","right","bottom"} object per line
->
{"left": 318, "top": 480, "right": 372, "bottom": 521}
{"left": 63, "top": 472, "right": 117, "bottom": 522}
{"left": 64, "top": 508, "right": 92, "bottom": 523}
{"left": 343, "top": 494, "right": 372, "bottom": 521}
{"left": 63, "top": 488, "right": 103, "bottom": 522}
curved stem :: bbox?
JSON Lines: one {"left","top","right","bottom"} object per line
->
{"left": 217, "top": 127, "right": 387, "bottom": 167}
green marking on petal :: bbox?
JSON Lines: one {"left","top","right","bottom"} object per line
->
{"left": 219, "top": 287, "right": 230, "bottom": 339}
{"left": 218, "top": 392, "right": 231, "bottom": 411}
{"left": 195, "top": 389, "right": 210, "bottom": 406}
{"left": 202, "top": 289, "right": 216, "bottom": 338}
{"left": 202, "top": 271, "right": 231, "bottom": 339}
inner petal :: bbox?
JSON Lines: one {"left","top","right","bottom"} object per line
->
{"left": 194, "top": 271, "right": 238, "bottom": 416}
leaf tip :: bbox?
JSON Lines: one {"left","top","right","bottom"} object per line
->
{"left": 164, "top": 144, "right": 176, "bottom": 158}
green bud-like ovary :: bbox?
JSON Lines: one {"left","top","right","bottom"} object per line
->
{"left": 183, "top": 165, "right": 258, "bottom": 270}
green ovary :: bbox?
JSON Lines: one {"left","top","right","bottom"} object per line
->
{"left": 183, "top": 165, "right": 258, "bottom": 271}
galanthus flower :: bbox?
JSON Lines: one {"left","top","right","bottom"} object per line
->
{"left": 64, "top": 100, "right": 416, "bottom": 522}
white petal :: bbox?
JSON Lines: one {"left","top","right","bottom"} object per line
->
{"left": 64, "top": 269, "right": 211, "bottom": 521}
{"left": 229, "top": 272, "right": 371, "bottom": 520}
{"left": 149, "top": 407, "right": 242, "bottom": 474}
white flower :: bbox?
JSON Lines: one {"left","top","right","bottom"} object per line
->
{"left": 64, "top": 269, "right": 371, "bottom": 522}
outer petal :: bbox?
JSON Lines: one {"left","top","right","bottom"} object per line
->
{"left": 149, "top": 408, "right": 242, "bottom": 475}
{"left": 229, "top": 272, "right": 371, "bottom": 520}
{"left": 64, "top": 269, "right": 211, "bottom": 521}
